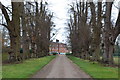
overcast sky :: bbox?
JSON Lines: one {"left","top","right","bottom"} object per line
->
{"left": 0, "top": 0, "right": 120, "bottom": 43}
{"left": 47, "top": 0, "right": 71, "bottom": 43}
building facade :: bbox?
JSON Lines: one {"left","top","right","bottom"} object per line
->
{"left": 49, "top": 42, "right": 69, "bottom": 53}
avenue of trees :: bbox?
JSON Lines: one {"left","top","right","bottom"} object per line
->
{"left": 0, "top": 1, "right": 54, "bottom": 62}
{"left": 67, "top": 0, "right": 120, "bottom": 66}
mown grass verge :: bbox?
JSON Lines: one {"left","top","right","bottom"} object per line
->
{"left": 2, "top": 56, "right": 55, "bottom": 78}
{"left": 68, "top": 56, "right": 119, "bottom": 78}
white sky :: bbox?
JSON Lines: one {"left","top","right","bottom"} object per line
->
{"left": 0, "top": 0, "right": 120, "bottom": 43}
{"left": 47, "top": 0, "right": 71, "bottom": 43}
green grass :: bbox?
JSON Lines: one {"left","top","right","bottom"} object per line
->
{"left": 2, "top": 53, "right": 8, "bottom": 61}
{"left": 0, "top": 54, "right": 2, "bottom": 79}
{"left": 99, "top": 56, "right": 119, "bottom": 65}
{"left": 68, "top": 56, "right": 119, "bottom": 78}
{"left": 114, "top": 56, "right": 119, "bottom": 65}
{"left": 2, "top": 56, "right": 55, "bottom": 78}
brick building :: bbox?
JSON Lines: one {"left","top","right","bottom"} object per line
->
{"left": 49, "top": 42, "right": 69, "bottom": 53}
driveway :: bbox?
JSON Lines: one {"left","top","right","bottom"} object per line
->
{"left": 32, "top": 55, "right": 91, "bottom": 78}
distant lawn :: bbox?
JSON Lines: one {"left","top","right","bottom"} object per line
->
{"left": 2, "top": 56, "right": 55, "bottom": 78}
{"left": 68, "top": 56, "right": 119, "bottom": 78}
{"left": 2, "top": 53, "right": 8, "bottom": 62}
{"left": 114, "top": 56, "right": 119, "bottom": 65}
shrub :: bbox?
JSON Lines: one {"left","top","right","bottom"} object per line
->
{"left": 52, "top": 52, "right": 58, "bottom": 55}
{"left": 66, "top": 53, "right": 72, "bottom": 55}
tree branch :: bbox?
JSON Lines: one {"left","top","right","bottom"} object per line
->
{"left": 0, "top": 2, "right": 11, "bottom": 26}
{"left": 114, "top": 10, "right": 120, "bottom": 41}
{"left": 0, "top": 23, "right": 8, "bottom": 27}
{"left": 5, "top": 6, "right": 12, "bottom": 14}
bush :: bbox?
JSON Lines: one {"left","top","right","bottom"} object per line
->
{"left": 113, "top": 53, "right": 120, "bottom": 56}
{"left": 66, "top": 53, "right": 72, "bottom": 55}
{"left": 20, "top": 48, "right": 23, "bottom": 53}
{"left": 52, "top": 52, "right": 58, "bottom": 55}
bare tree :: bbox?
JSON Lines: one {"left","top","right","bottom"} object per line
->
{"left": 67, "top": 0, "right": 120, "bottom": 66}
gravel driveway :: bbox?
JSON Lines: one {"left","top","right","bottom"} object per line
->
{"left": 32, "top": 55, "right": 91, "bottom": 79}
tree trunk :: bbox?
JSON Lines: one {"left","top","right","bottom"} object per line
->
{"left": 108, "top": 44, "right": 114, "bottom": 65}
{"left": 11, "top": 2, "right": 21, "bottom": 61}
{"left": 21, "top": 2, "right": 29, "bottom": 59}
{"left": 102, "top": 2, "right": 113, "bottom": 64}
{"left": 90, "top": 1, "right": 101, "bottom": 61}
{"left": 8, "top": 33, "right": 16, "bottom": 62}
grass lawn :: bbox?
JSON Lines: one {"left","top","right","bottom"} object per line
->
{"left": 2, "top": 56, "right": 55, "bottom": 78}
{"left": 114, "top": 56, "right": 119, "bottom": 65}
{"left": 2, "top": 53, "right": 8, "bottom": 61}
{"left": 0, "top": 54, "right": 2, "bottom": 79}
{"left": 68, "top": 56, "right": 119, "bottom": 78}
